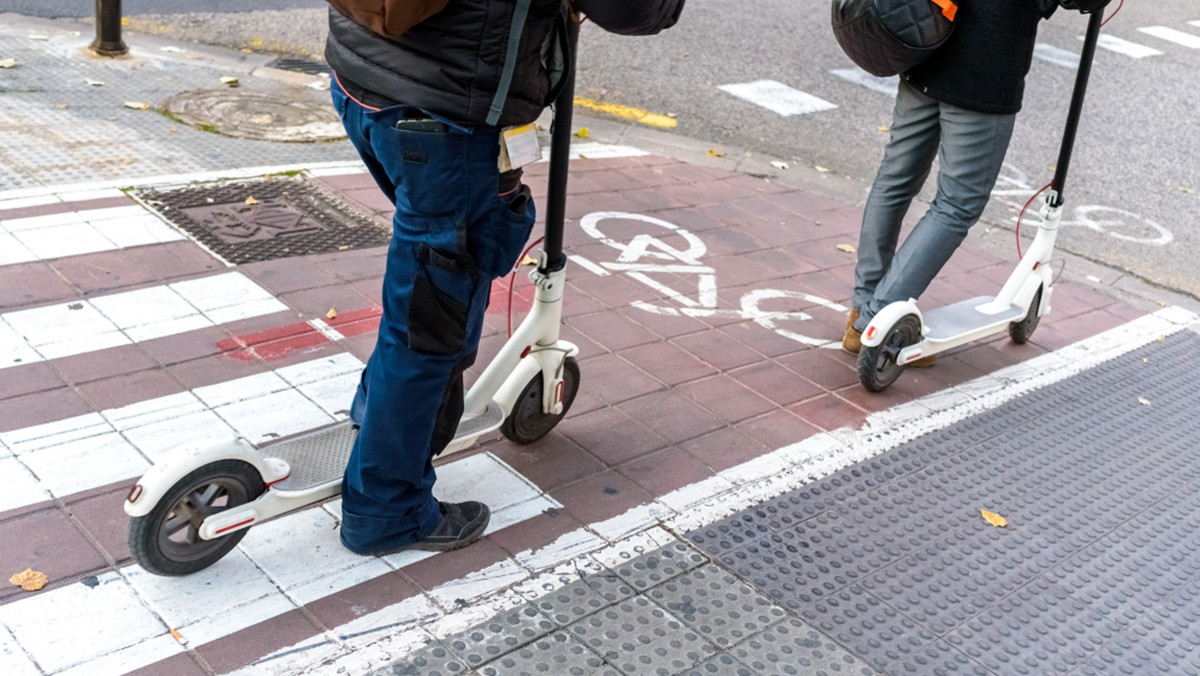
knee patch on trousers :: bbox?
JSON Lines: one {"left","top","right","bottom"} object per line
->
{"left": 408, "top": 241, "right": 476, "bottom": 355}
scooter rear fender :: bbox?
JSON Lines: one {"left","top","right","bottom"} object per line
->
{"left": 860, "top": 300, "right": 923, "bottom": 348}
{"left": 124, "top": 437, "right": 289, "bottom": 517}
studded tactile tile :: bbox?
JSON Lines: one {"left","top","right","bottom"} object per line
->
{"left": 476, "top": 630, "right": 619, "bottom": 676}
{"left": 367, "top": 639, "right": 468, "bottom": 675}
{"left": 567, "top": 595, "right": 717, "bottom": 675}
{"left": 531, "top": 571, "right": 637, "bottom": 627}
{"left": 729, "top": 617, "right": 877, "bottom": 675}
{"left": 442, "top": 603, "right": 557, "bottom": 668}
{"left": 685, "top": 332, "right": 1200, "bottom": 674}
{"left": 679, "top": 652, "right": 757, "bottom": 675}
{"left": 645, "top": 564, "right": 789, "bottom": 648}
{"left": 607, "top": 539, "right": 708, "bottom": 593}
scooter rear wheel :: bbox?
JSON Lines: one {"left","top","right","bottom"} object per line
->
{"left": 858, "top": 314, "right": 922, "bottom": 392}
{"left": 1008, "top": 286, "right": 1043, "bottom": 345}
{"left": 501, "top": 357, "right": 580, "bottom": 444}
{"left": 129, "top": 460, "right": 265, "bottom": 576}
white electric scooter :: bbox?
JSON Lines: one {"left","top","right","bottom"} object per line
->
{"left": 858, "top": 9, "right": 1104, "bottom": 392}
{"left": 125, "top": 18, "right": 584, "bottom": 576}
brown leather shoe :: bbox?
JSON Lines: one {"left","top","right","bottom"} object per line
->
{"left": 842, "top": 309, "right": 861, "bottom": 355}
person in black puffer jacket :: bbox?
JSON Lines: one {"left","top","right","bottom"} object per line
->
{"left": 842, "top": 0, "right": 1108, "bottom": 360}
{"left": 327, "top": 0, "right": 686, "bottom": 558}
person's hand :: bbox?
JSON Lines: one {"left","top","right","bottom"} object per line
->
{"left": 1058, "top": 0, "right": 1111, "bottom": 13}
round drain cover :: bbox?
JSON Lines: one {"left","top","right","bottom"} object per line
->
{"left": 160, "top": 89, "right": 345, "bottom": 143}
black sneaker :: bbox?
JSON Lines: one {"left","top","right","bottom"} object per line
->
{"left": 407, "top": 500, "right": 490, "bottom": 552}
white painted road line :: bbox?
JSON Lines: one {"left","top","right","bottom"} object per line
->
{"left": 231, "top": 306, "right": 1200, "bottom": 676}
{"left": 0, "top": 353, "right": 364, "bottom": 512}
{"left": 1034, "top": 43, "right": 1080, "bottom": 69}
{"left": 0, "top": 272, "right": 288, "bottom": 370}
{"left": 0, "top": 205, "right": 186, "bottom": 266}
{"left": 717, "top": 80, "right": 837, "bottom": 117}
{"left": 1138, "top": 25, "right": 1200, "bottom": 49}
{"left": 1093, "top": 33, "right": 1164, "bottom": 59}
{"left": 830, "top": 67, "right": 898, "bottom": 97}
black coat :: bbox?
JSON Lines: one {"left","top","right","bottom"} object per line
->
{"left": 904, "top": 0, "right": 1043, "bottom": 115}
{"left": 326, "top": 0, "right": 685, "bottom": 126}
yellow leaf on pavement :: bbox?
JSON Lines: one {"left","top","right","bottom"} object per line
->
{"left": 326, "top": 307, "right": 337, "bottom": 319}
{"left": 707, "top": 148, "right": 726, "bottom": 158}
{"left": 980, "top": 509, "right": 1007, "bottom": 528}
{"left": 0, "top": 58, "right": 17, "bottom": 68}
{"left": 244, "top": 197, "right": 259, "bottom": 205}
{"left": 220, "top": 76, "right": 240, "bottom": 87}
{"left": 836, "top": 244, "right": 856, "bottom": 254}
{"left": 9, "top": 568, "right": 48, "bottom": 591}
{"left": 124, "top": 101, "right": 150, "bottom": 110}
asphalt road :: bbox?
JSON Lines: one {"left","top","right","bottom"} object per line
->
{"left": 4, "top": 0, "right": 1198, "bottom": 297}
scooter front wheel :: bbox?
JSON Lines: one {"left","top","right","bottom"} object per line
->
{"left": 1008, "top": 285, "right": 1043, "bottom": 345}
{"left": 129, "top": 460, "right": 265, "bottom": 576}
{"left": 858, "top": 314, "right": 922, "bottom": 392}
{"left": 501, "top": 357, "right": 580, "bottom": 444}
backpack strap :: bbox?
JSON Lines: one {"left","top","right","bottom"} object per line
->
{"left": 486, "top": 0, "right": 533, "bottom": 126}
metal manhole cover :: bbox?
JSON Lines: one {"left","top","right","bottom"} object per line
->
{"left": 137, "top": 179, "right": 390, "bottom": 264}
{"left": 159, "top": 89, "right": 344, "bottom": 142}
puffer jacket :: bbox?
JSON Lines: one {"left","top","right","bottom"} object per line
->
{"left": 326, "top": 0, "right": 686, "bottom": 127}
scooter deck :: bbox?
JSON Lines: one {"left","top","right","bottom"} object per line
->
{"left": 265, "top": 401, "right": 505, "bottom": 491}
{"left": 923, "top": 296, "right": 1026, "bottom": 341}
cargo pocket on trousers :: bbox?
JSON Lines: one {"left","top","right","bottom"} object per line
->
{"left": 479, "top": 184, "right": 537, "bottom": 279}
{"left": 408, "top": 244, "right": 473, "bottom": 356}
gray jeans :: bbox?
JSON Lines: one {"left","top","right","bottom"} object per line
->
{"left": 852, "top": 79, "right": 1016, "bottom": 331}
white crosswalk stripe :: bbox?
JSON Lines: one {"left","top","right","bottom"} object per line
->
{"left": 1034, "top": 43, "right": 1080, "bottom": 69}
{"left": 1093, "top": 33, "right": 1164, "bottom": 59}
{"left": 1137, "top": 25, "right": 1200, "bottom": 49}
{"left": 718, "top": 80, "right": 837, "bottom": 116}
{"left": 830, "top": 67, "right": 899, "bottom": 97}
{"left": 0, "top": 206, "right": 186, "bottom": 266}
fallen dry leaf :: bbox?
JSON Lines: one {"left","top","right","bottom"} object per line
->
{"left": 877, "top": 126, "right": 889, "bottom": 132}
{"left": 574, "top": 127, "right": 589, "bottom": 139}
{"left": 220, "top": 76, "right": 240, "bottom": 88}
{"left": 244, "top": 197, "right": 259, "bottom": 205}
{"left": 707, "top": 148, "right": 726, "bottom": 158}
{"left": 326, "top": 307, "right": 337, "bottom": 319}
{"left": 124, "top": 101, "right": 150, "bottom": 110}
{"left": 836, "top": 243, "right": 856, "bottom": 254}
{"left": 86, "top": 78, "right": 105, "bottom": 86}
{"left": 0, "top": 57, "right": 17, "bottom": 68}
{"left": 814, "top": 165, "right": 830, "bottom": 173}
{"left": 1182, "top": 187, "right": 1193, "bottom": 194}
{"left": 55, "top": 103, "right": 67, "bottom": 109}
{"left": 1157, "top": 335, "right": 1166, "bottom": 342}
{"left": 980, "top": 510, "right": 1007, "bottom": 528}
{"left": 9, "top": 568, "right": 48, "bottom": 591}
{"left": 1138, "top": 396, "right": 1152, "bottom": 407}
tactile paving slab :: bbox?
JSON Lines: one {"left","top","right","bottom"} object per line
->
{"left": 689, "top": 331, "right": 1200, "bottom": 674}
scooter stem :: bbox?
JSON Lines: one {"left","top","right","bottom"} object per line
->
{"left": 1050, "top": 9, "right": 1104, "bottom": 207}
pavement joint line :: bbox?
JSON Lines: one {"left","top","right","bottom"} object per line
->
{"left": 221, "top": 305, "right": 1199, "bottom": 675}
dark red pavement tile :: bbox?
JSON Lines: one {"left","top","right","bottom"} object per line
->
{"left": 789, "top": 394, "right": 869, "bottom": 433}
{"left": 562, "top": 407, "right": 667, "bottom": 466}
{"left": 313, "top": 172, "right": 378, "bottom": 191}
{"left": 487, "top": 509, "right": 587, "bottom": 558}
{"left": 622, "top": 187, "right": 698, "bottom": 212}
{"left": 678, "top": 427, "right": 772, "bottom": 473}
{"left": 258, "top": 339, "right": 355, "bottom": 375}
{"left": 942, "top": 246, "right": 1004, "bottom": 275}
{"left": 688, "top": 200, "right": 762, "bottom": 230}
{"left": 277, "top": 284, "right": 375, "bottom": 320}
{"left": 50, "top": 249, "right": 159, "bottom": 295}
{"left": 1103, "top": 301, "right": 1148, "bottom": 322}
{"left": 833, "top": 383, "right": 911, "bottom": 415}
{"left": 240, "top": 258, "right": 341, "bottom": 296}
{"left": 76, "top": 368, "right": 184, "bottom": 411}
{"left": 124, "top": 653, "right": 208, "bottom": 676}
{"left": 195, "top": 608, "right": 324, "bottom": 675}
{"left": 616, "top": 390, "right": 724, "bottom": 445}
{"left": 0, "top": 509, "right": 108, "bottom": 601}
{"left": 760, "top": 190, "right": 847, "bottom": 216}
{"left": 1043, "top": 308, "right": 1127, "bottom": 343}
{"left": 550, "top": 470, "right": 653, "bottom": 525}
{"left": 617, "top": 166, "right": 690, "bottom": 188}
{"left": 616, "top": 447, "right": 716, "bottom": 498}
{"left": 559, "top": 282, "right": 607, "bottom": 318}
{"left": 576, "top": 353, "right": 663, "bottom": 406}
{"left": 315, "top": 247, "right": 390, "bottom": 283}
{"left": 943, "top": 343, "right": 1027, "bottom": 379}
{"left": 569, "top": 311, "right": 661, "bottom": 352}
{"left": 673, "top": 375, "right": 776, "bottom": 424}
{"left": 166, "top": 352, "right": 269, "bottom": 391}
{"left": 738, "top": 248, "right": 820, "bottom": 278}
{"left": 0, "top": 196, "right": 132, "bottom": 221}
{"left": 342, "top": 332, "right": 377, "bottom": 362}
{"left": 672, "top": 329, "right": 767, "bottom": 373}
{"left": 0, "top": 386, "right": 93, "bottom": 433}
{"left": 68, "top": 488, "right": 132, "bottom": 564}
{"left": 53, "top": 343, "right": 159, "bottom": 386}
{"left": 926, "top": 354, "right": 990, "bottom": 388}
{"left": 399, "top": 537, "right": 510, "bottom": 591}
{"left": 576, "top": 169, "right": 643, "bottom": 193}
{"left": 620, "top": 307, "right": 708, "bottom": 341}
{"left": 306, "top": 572, "right": 421, "bottom": 630}
{"left": 620, "top": 341, "right": 718, "bottom": 387}
{"left": 0, "top": 361, "right": 65, "bottom": 401}
{"left": 0, "top": 262, "right": 78, "bottom": 311}
{"left": 728, "top": 359, "right": 823, "bottom": 407}
{"left": 558, "top": 323, "right": 607, "bottom": 361}
{"left": 790, "top": 271, "right": 854, "bottom": 308}
{"left": 729, "top": 196, "right": 805, "bottom": 223}
{"left": 777, "top": 349, "right": 859, "bottom": 391}
{"left": 888, "top": 367, "right": 956, "bottom": 401}
{"left": 139, "top": 324, "right": 239, "bottom": 367}
{"left": 564, "top": 191, "right": 659, "bottom": 222}
{"left": 492, "top": 436, "right": 605, "bottom": 491}
{"left": 707, "top": 254, "right": 789, "bottom": 287}
{"left": 734, "top": 410, "right": 821, "bottom": 451}
{"left": 570, "top": 264, "right": 667, "bottom": 309}
{"left": 1048, "top": 282, "right": 1118, "bottom": 317}
{"left": 123, "top": 241, "right": 221, "bottom": 281}
{"left": 347, "top": 276, "right": 385, "bottom": 307}
{"left": 340, "top": 185, "right": 395, "bottom": 213}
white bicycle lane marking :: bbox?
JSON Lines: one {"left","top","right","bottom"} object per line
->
{"left": 990, "top": 162, "right": 1174, "bottom": 247}
{"left": 571, "top": 211, "right": 848, "bottom": 350}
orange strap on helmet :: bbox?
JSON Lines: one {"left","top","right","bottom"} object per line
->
{"left": 930, "top": 0, "right": 958, "bottom": 20}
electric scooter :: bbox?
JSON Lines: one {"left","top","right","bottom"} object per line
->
{"left": 858, "top": 9, "right": 1105, "bottom": 392}
{"left": 125, "top": 17, "right": 584, "bottom": 577}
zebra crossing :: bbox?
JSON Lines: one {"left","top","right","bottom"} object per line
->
{"left": 722, "top": 14, "right": 1199, "bottom": 113}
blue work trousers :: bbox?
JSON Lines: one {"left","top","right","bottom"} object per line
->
{"left": 853, "top": 79, "right": 1016, "bottom": 331}
{"left": 330, "top": 81, "right": 535, "bottom": 552}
